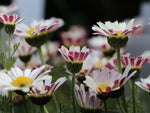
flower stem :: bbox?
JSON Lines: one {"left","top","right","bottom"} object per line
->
{"left": 122, "top": 92, "right": 128, "bottom": 113}
{"left": 132, "top": 79, "right": 136, "bottom": 113}
{"left": 8, "top": 34, "right": 11, "bottom": 70}
{"left": 23, "top": 95, "right": 28, "bottom": 113}
{"left": 37, "top": 46, "right": 46, "bottom": 65}
{"left": 117, "top": 98, "right": 126, "bottom": 113}
{"left": 52, "top": 93, "right": 60, "bottom": 113}
{"left": 0, "top": 31, "right": 5, "bottom": 53}
{"left": 72, "top": 73, "right": 76, "bottom": 113}
{"left": 104, "top": 100, "right": 108, "bottom": 113}
{"left": 44, "top": 105, "right": 49, "bottom": 113}
{"left": 37, "top": 46, "right": 59, "bottom": 113}
{"left": 40, "top": 106, "right": 44, "bottom": 113}
{"left": 116, "top": 48, "right": 122, "bottom": 73}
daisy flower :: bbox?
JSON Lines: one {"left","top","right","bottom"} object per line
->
{"left": 141, "top": 50, "right": 150, "bottom": 64}
{"left": 15, "top": 22, "right": 47, "bottom": 47}
{"left": 0, "top": 65, "right": 52, "bottom": 94}
{"left": 76, "top": 54, "right": 96, "bottom": 83}
{"left": 12, "top": 37, "right": 36, "bottom": 63}
{"left": 28, "top": 76, "right": 67, "bottom": 105}
{"left": 0, "top": 3, "right": 18, "bottom": 14}
{"left": 0, "top": 14, "right": 24, "bottom": 34}
{"left": 121, "top": 55, "right": 148, "bottom": 79}
{"left": 42, "top": 41, "right": 59, "bottom": 58}
{"left": 88, "top": 36, "right": 115, "bottom": 57}
{"left": 38, "top": 17, "right": 64, "bottom": 33}
{"left": 60, "top": 25, "right": 87, "bottom": 47}
{"left": 92, "top": 19, "right": 141, "bottom": 48}
{"left": 92, "top": 19, "right": 140, "bottom": 37}
{"left": 83, "top": 68, "right": 121, "bottom": 100}
{"left": 75, "top": 84, "right": 103, "bottom": 112}
{"left": 58, "top": 45, "right": 91, "bottom": 73}
{"left": 15, "top": 17, "right": 64, "bottom": 47}
{"left": 135, "top": 75, "right": 150, "bottom": 93}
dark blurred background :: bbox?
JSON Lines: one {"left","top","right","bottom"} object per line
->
{"left": 1, "top": 0, "right": 149, "bottom": 32}
{"left": 45, "top": 0, "right": 148, "bottom": 29}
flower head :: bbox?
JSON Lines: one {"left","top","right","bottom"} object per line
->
{"left": 15, "top": 22, "right": 48, "bottom": 47}
{"left": 92, "top": 19, "right": 141, "bottom": 48}
{"left": 15, "top": 22, "right": 46, "bottom": 37}
{"left": 121, "top": 55, "right": 148, "bottom": 69}
{"left": 121, "top": 55, "right": 148, "bottom": 79}
{"left": 42, "top": 41, "right": 59, "bottom": 58}
{"left": 92, "top": 19, "right": 141, "bottom": 37}
{"left": 0, "top": 65, "right": 52, "bottom": 93}
{"left": 0, "top": 14, "right": 24, "bottom": 34}
{"left": 12, "top": 38, "right": 36, "bottom": 63}
{"left": 141, "top": 50, "right": 150, "bottom": 64}
{"left": 15, "top": 18, "right": 63, "bottom": 47}
{"left": 75, "top": 84, "right": 103, "bottom": 111}
{"left": 38, "top": 17, "right": 64, "bottom": 33}
{"left": 88, "top": 36, "right": 115, "bottom": 57}
{"left": 0, "top": 14, "right": 23, "bottom": 25}
{"left": 28, "top": 76, "right": 67, "bottom": 105}
{"left": 58, "top": 45, "right": 91, "bottom": 73}
{"left": 84, "top": 69, "right": 121, "bottom": 95}
{"left": 0, "top": 3, "right": 18, "bottom": 14}
{"left": 135, "top": 75, "right": 150, "bottom": 92}
{"left": 58, "top": 45, "right": 91, "bottom": 63}
{"left": 60, "top": 25, "right": 87, "bottom": 47}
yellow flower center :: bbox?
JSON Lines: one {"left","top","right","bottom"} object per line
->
{"left": 27, "top": 62, "right": 36, "bottom": 67}
{"left": 131, "top": 66, "right": 141, "bottom": 70}
{"left": 96, "top": 62, "right": 105, "bottom": 67}
{"left": 96, "top": 84, "right": 110, "bottom": 92}
{"left": 79, "top": 69, "right": 84, "bottom": 73}
{"left": 26, "top": 28, "right": 35, "bottom": 36}
{"left": 11, "top": 76, "right": 33, "bottom": 88}
{"left": 115, "top": 30, "right": 122, "bottom": 34}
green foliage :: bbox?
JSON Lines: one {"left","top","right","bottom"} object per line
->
{"left": 0, "top": 95, "right": 13, "bottom": 113}
{"left": 0, "top": 42, "right": 20, "bottom": 70}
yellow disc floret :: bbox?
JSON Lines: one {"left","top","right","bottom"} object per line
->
{"left": 115, "top": 30, "right": 122, "bottom": 34}
{"left": 79, "top": 69, "right": 84, "bottom": 73}
{"left": 26, "top": 28, "right": 35, "bottom": 36}
{"left": 96, "top": 62, "right": 105, "bottom": 67}
{"left": 11, "top": 76, "right": 33, "bottom": 88}
{"left": 96, "top": 84, "right": 110, "bottom": 92}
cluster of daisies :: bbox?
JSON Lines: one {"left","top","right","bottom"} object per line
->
{"left": 0, "top": 3, "right": 67, "bottom": 108}
{"left": 0, "top": 2, "right": 150, "bottom": 113}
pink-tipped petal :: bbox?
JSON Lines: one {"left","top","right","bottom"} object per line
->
{"left": 130, "top": 57, "right": 135, "bottom": 66}
{"left": 105, "top": 87, "right": 111, "bottom": 93}
{"left": 3, "top": 14, "right": 8, "bottom": 22}
{"left": 9, "top": 15, "right": 14, "bottom": 22}
{"left": 0, "top": 17, "right": 4, "bottom": 23}
{"left": 141, "top": 58, "right": 148, "bottom": 67}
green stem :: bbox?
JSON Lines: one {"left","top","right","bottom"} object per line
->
{"left": 37, "top": 46, "right": 46, "bottom": 65}
{"left": 8, "top": 34, "right": 11, "bottom": 70}
{"left": 117, "top": 98, "right": 126, "bottom": 113}
{"left": 52, "top": 93, "right": 60, "bottom": 113}
{"left": 44, "top": 105, "right": 49, "bottom": 113}
{"left": 72, "top": 73, "right": 76, "bottom": 113}
{"left": 116, "top": 48, "right": 122, "bottom": 73}
{"left": 37, "top": 46, "right": 59, "bottom": 112}
{"left": 40, "top": 106, "right": 44, "bottom": 113}
{"left": 23, "top": 95, "right": 28, "bottom": 113}
{"left": 0, "top": 31, "right": 5, "bottom": 53}
{"left": 132, "top": 79, "right": 136, "bottom": 113}
{"left": 122, "top": 92, "right": 128, "bottom": 113}
{"left": 104, "top": 100, "right": 108, "bottom": 113}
